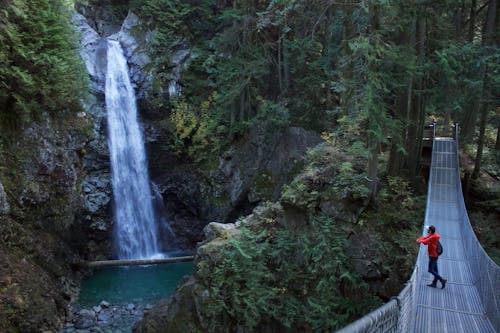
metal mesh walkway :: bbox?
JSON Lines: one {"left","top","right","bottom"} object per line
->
{"left": 415, "top": 138, "right": 496, "bottom": 333}
{"left": 337, "top": 134, "right": 499, "bottom": 333}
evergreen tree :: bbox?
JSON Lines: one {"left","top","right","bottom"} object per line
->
{"left": 0, "top": 0, "right": 87, "bottom": 129}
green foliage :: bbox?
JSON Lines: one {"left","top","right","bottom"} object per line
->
{"left": 0, "top": 0, "right": 88, "bottom": 129}
{"left": 169, "top": 93, "right": 223, "bottom": 162}
{"left": 431, "top": 43, "right": 500, "bottom": 118}
{"left": 464, "top": 122, "right": 500, "bottom": 178}
{"left": 193, "top": 137, "right": 424, "bottom": 331}
{"left": 373, "top": 176, "right": 424, "bottom": 263}
{"left": 138, "top": 0, "right": 216, "bottom": 109}
{"left": 199, "top": 215, "right": 378, "bottom": 332}
{"left": 339, "top": 23, "right": 412, "bottom": 155}
{"left": 283, "top": 143, "right": 370, "bottom": 211}
{"left": 469, "top": 210, "right": 500, "bottom": 265}
{"left": 83, "top": 0, "right": 136, "bottom": 21}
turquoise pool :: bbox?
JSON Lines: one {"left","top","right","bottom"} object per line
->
{"left": 76, "top": 261, "right": 193, "bottom": 308}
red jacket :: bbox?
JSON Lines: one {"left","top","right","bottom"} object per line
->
{"left": 417, "top": 232, "right": 440, "bottom": 257}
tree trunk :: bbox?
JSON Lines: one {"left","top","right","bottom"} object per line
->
{"left": 387, "top": 87, "right": 408, "bottom": 176}
{"left": 461, "top": 0, "right": 479, "bottom": 142}
{"left": 461, "top": 101, "right": 479, "bottom": 143}
{"left": 389, "top": 14, "right": 417, "bottom": 177}
{"left": 367, "top": 137, "right": 380, "bottom": 199}
{"left": 278, "top": 33, "right": 290, "bottom": 95}
{"left": 468, "top": 0, "right": 477, "bottom": 42}
{"left": 472, "top": 0, "right": 497, "bottom": 178}
{"left": 229, "top": 100, "right": 237, "bottom": 140}
{"left": 278, "top": 34, "right": 283, "bottom": 93}
{"left": 239, "top": 88, "right": 246, "bottom": 122}
{"left": 283, "top": 38, "right": 290, "bottom": 92}
{"left": 405, "top": 15, "right": 425, "bottom": 178}
{"left": 472, "top": 104, "right": 487, "bottom": 179}
{"left": 454, "top": 1, "right": 464, "bottom": 38}
{"left": 495, "top": 122, "right": 500, "bottom": 153}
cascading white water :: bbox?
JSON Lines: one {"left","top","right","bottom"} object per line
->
{"left": 105, "top": 40, "right": 161, "bottom": 260}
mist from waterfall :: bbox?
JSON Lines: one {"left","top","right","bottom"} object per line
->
{"left": 105, "top": 39, "right": 161, "bottom": 260}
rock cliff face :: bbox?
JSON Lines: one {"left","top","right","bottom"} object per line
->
{"left": 0, "top": 113, "right": 91, "bottom": 332}
{"left": 149, "top": 125, "right": 323, "bottom": 249}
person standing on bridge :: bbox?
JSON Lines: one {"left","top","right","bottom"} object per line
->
{"left": 417, "top": 225, "right": 447, "bottom": 289}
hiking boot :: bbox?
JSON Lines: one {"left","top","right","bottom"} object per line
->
{"left": 427, "top": 283, "right": 437, "bottom": 288}
{"left": 441, "top": 279, "right": 447, "bottom": 289}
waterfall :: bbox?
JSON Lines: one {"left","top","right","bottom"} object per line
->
{"left": 105, "top": 40, "right": 161, "bottom": 260}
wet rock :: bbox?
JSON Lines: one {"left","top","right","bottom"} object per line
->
{"left": 82, "top": 176, "right": 111, "bottom": 213}
{"left": 168, "top": 45, "right": 191, "bottom": 97}
{"left": 72, "top": 12, "right": 104, "bottom": 91}
{"left": 115, "top": 12, "right": 153, "bottom": 97}
{"left": 64, "top": 302, "right": 151, "bottom": 333}
{"left": 97, "top": 310, "right": 112, "bottom": 322}
{"left": 74, "top": 309, "right": 96, "bottom": 329}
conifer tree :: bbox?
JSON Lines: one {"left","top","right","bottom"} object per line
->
{"left": 0, "top": 0, "right": 87, "bottom": 129}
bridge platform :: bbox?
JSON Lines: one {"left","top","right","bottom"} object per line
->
{"left": 415, "top": 138, "right": 496, "bottom": 333}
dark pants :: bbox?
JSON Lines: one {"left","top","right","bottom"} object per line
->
{"left": 428, "top": 256, "right": 443, "bottom": 284}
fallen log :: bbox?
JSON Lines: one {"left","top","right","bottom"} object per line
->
{"left": 86, "top": 255, "right": 194, "bottom": 268}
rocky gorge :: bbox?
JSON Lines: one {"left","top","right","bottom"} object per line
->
{"left": 0, "top": 3, "right": 327, "bottom": 331}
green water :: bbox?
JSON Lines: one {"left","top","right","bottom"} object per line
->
{"left": 77, "top": 262, "right": 193, "bottom": 308}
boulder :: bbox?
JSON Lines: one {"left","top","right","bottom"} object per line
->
{"left": 202, "top": 221, "right": 241, "bottom": 243}
{"left": 97, "top": 310, "right": 112, "bottom": 322}
{"left": 133, "top": 277, "right": 208, "bottom": 333}
{"left": 74, "top": 309, "right": 96, "bottom": 329}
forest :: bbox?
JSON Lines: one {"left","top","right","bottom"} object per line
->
{"left": 0, "top": 0, "right": 499, "bottom": 332}
{"left": 1, "top": 0, "right": 499, "bottom": 180}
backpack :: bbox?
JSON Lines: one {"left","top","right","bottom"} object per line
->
{"left": 437, "top": 241, "right": 443, "bottom": 256}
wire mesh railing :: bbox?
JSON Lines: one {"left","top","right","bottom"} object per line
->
{"left": 453, "top": 124, "right": 500, "bottom": 330}
{"left": 335, "top": 266, "right": 419, "bottom": 333}
{"left": 335, "top": 124, "right": 499, "bottom": 333}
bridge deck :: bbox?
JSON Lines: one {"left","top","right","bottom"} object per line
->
{"left": 414, "top": 138, "right": 495, "bottom": 333}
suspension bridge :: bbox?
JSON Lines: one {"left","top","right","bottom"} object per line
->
{"left": 337, "top": 125, "right": 499, "bottom": 333}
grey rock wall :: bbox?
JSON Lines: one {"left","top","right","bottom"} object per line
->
{"left": 151, "top": 124, "right": 323, "bottom": 248}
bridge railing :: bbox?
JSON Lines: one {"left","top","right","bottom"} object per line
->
{"left": 336, "top": 124, "right": 499, "bottom": 332}
{"left": 335, "top": 265, "right": 419, "bottom": 333}
{"left": 453, "top": 124, "right": 500, "bottom": 329}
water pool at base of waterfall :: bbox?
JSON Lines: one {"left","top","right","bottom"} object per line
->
{"left": 77, "top": 262, "right": 193, "bottom": 307}
{"left": 63, "top": 262, "right": 193, "bottom": 333}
